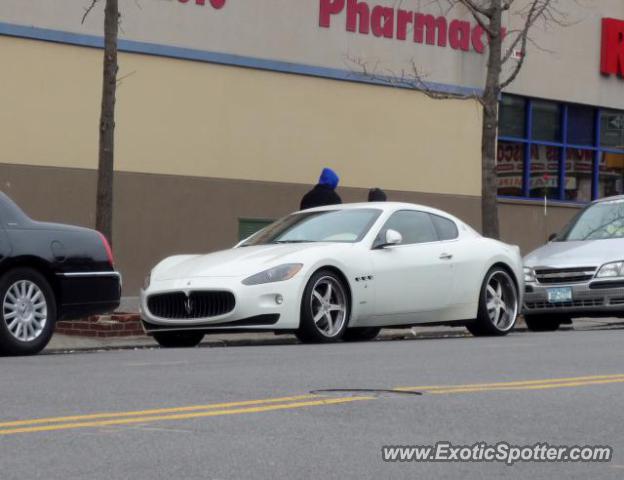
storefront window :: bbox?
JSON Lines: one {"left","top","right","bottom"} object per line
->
{"left": 499, "top": 96, "right": 526, "bottom": 138}
{"left": 497, "top": 142, "right": 525, "bottom": 197}
{"left": 530, "top": 145, "right": 560, "bottom": 199}
{"left": 498, "top": 96, "right": 624, "bottom": 203}
{"left": 532, "top": 100, "right": 561, "bottom": 142}
{"left": 566, "top": 148, "right": 594, "bottom": 202}
{"left": 567, "top": 105, "right": 595, "bottom": 146}
{"left": 601, "top": 110, "right": 624, "bottom": 149}
{"left": 598, "top": 151, "right": 624, "bottom": 198}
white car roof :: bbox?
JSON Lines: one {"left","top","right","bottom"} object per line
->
{"left": 299, "top": 201, "right": 455, "bottom": 217}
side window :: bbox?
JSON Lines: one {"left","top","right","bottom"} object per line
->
{"left": 430, "top": 214, "right": 459, "bottom": 241}
{"left": 379, "top": 210, "right": 438, "bottom": 245}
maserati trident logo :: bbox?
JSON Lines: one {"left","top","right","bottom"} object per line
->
{"left": 184, "top": 296, "right": 193, "bottom": 315}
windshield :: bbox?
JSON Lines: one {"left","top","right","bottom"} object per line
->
{"left": 239, "top": 209, "right": 382, "bottom": 246}
{"left": 559, "top": 200, "right": 624, "bottom": 241}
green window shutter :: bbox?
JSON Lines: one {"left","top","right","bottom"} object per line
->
{"left": 238, "top": 218, "right": 274, "bottom": 241}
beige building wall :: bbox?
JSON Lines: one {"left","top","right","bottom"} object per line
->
{"left": 0, "top": 36, "right": 482, "bottom": 196}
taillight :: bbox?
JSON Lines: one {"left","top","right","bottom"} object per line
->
{"left": 97, "top": 231, "right": 115, "bottom": 267}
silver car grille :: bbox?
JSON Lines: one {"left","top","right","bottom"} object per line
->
{"left": 534, "top": 267, "right": 597, "bottom": 285}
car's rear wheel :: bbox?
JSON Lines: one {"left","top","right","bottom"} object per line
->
{"left": 0, "top": 268, "right": 57, "bottom": 356}
{"left": 153, "top": 331, "right": 204, "bottom": 348}
{"left": 296, "top": 270, "right": 350, "bottom": 343}
{"left": 343, "top": 327, "right": 381, "bottom": 342}
{"left": 524, "top": 314, "right": 565, "bottom": 332}
{"left": 467, "top": 267, "right": 518, "bottom": 337}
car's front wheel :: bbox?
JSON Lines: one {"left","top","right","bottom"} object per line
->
{"left": 467, "top": 267, "right": 519, "bottom": 337}
{"left": 153, "top": 331, "right": 204, "bottom": 348}
{"left": 524, "top": 314, "right": 565, "bottom": 332}
{"left": 0, "top": 268, "right": 57, "bottom": 356}
{"left": 296, "top": 270, "right": 350, "bottom": 343}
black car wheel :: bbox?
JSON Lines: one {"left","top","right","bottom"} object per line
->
{"left": 342, "top": 327, "right": 381, "bottom": 342}
{"left": 524, "top": 314, "right": 565, "bottom": 332}
{"left": 296, "top": 270, "right": 350, "bottom": 343}
{"left": 0, "top": 268, "right": 57, "bottom": 356}
{"left": 153, "top": 331, "right": 205, "bottom": 348}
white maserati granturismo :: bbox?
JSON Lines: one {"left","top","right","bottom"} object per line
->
{"left": 140, "top": 203, "right": 523, "bottom": 347}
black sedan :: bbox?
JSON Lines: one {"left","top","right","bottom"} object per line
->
{"left": 0, "top": 192, "right": 121, "bottom": 355}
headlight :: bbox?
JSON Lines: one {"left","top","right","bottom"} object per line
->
{"left": 523, "top": 267, "right": 536, "bottom": 283}
{"left": 242, "top": 264, "right": 303, "bottom": 286}
{"left": 596, "top": 261, "right": 624, "bottom": 278}
{"left": 143, "top": 273, "right": 151, "bottom": 289}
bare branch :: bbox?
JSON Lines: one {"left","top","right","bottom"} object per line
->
{"left": 81, "top": 0, "right": 99, "bottom": 24}
{"left": 344, "top": 55, "right": 483, "bottom": 104}
{"left": 501, "top": 0, "right": 559, "bottom": 88}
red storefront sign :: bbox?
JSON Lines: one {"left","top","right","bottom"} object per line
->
{"left": 601, "top": 18, "right": 624, "bottom": 78}
{"left": 177, "top": 0, "right": 226, "bottom": 8}
{"left": 319, "top": 0, "right": 496, "bottom": 54}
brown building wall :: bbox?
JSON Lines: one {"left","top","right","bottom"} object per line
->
{"left": 0, "top": 163, "right": 581, "bottom": 297}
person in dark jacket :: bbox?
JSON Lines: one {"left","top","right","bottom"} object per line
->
{"left": 368, "top": 188, "right": 387, "bottom": 202}
{"left": 300, "top": 168, "right": 342, "bottom": 210}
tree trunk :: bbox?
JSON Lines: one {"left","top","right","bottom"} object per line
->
{"left": 95, "top": 0, "right": 119, "bottom": 245}
{"left": 480, "top": 1, "right": 503, "bottom": 239}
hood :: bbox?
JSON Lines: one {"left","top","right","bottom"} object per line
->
{"left": 524, "top": 239, "right": 624, "bottom": 269}
{"left": 153, "top": 243, "right": 337, "bottom": 280}
{"left": 318, "top": 168, "right": 339, "bottom": 190}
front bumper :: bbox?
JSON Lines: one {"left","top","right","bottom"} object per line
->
{"left": 140, "top": 276, "right": 304, "bottom": 333}
{"left": 523, "top": 280, "right": 624, "bottom": 316}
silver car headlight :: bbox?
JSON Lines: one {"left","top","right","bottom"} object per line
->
{"left": 523, "top": 267, "right": 536, "bottom": 283}
{"left": 242, "top": 264, "right": 303, "bottom": 286}
{"left": 596, "top": 261, "right": 624, "bottom": 278}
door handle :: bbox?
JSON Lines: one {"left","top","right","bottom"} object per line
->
{"left": 439, "top": 253, "right": 453, "bottom": 260}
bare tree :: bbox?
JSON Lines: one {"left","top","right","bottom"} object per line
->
{"left": 83, "top": 0, "right": 119, "bottom": 245}
{"left": 349, "top": 0, "right": 568, "bottom": 239}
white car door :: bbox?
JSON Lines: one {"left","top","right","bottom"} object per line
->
{"left": 370, "top": 210, "right": 455, "bottom": 325}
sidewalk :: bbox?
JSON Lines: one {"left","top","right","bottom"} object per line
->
{"left": 45, "top": 326, "right": 476, "bottom": 353}
{"left": 54, "top": 317, "right": 624, "bottom": 354}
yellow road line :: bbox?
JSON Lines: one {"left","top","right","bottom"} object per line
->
{"left": 428, "top": 377, "right": 624, "bottom": 394}
{"left": 396, "top": 374, "right": 624, "bottom": 394}
{"left": 0, "top": 394, "right": 319, "bottom": 429}
{"left": 0, "top": 396, "right": 372, "bottom": 436}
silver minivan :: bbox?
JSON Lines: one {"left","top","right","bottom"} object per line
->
{"left": 523, "top": 196, "right": 624, "bottom": 331}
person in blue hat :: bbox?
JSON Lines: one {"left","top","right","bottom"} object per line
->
{"left": 300, "top": 168, "right": 342, "bottom": 210}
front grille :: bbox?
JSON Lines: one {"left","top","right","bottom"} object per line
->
{"left": 147, "top": 291, "right": 235, "bottom": 319}
{"left": 525, "top": 298, "right": 605, "bottom": 309}
{"left": 610, "top": 297, "right": 624, "bottom": 306}
{"left": 535, "top": 267, "right": 597, "bottom": 285}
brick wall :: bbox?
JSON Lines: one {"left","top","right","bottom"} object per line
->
{"left": 55, "top": 314, "right": 144, "bottom": 337}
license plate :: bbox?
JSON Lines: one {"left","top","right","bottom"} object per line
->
{"left": 547, "top": 287, "right": 572, "bottom": 303}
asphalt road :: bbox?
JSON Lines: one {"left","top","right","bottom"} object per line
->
{"left": 2, "top": 323, "right": 624, "bottom": 480}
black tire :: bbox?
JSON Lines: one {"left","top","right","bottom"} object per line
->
{"left": 153, "top": 331, "right": 204, "bottom": 348}
{"left": 296, "top": 269, "right": 350, "bottom": 344}
{"left": 0, "top": 268, "right": 57, "bottom": 356}
{"left": 524, "top": 314, "right": 564, "bottom": 332}
{"left": 343, "top": 327, "right": 381, "bottom": 342}
{"left": 467, "top": 267, "right": 519, "bottom": 337}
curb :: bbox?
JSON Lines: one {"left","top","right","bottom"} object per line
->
{"left": 43, "top": 326, "right": 540, "bottom": 354}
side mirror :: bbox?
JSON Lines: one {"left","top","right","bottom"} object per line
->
{"left": 548, "top": 233, "right": 558, "bottom": 242}
{"left": 375, "top": 229, "right": 403, "bottom": 249}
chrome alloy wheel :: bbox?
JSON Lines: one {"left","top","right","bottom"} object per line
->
{"left": 485, "top": 271, "right": 518, "bottom": 332}
{"left": 310, "top": 276, "right": 347, "bottom": 337}
{"left": 3, "top": 280, "right": 48, "bottom": 342}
